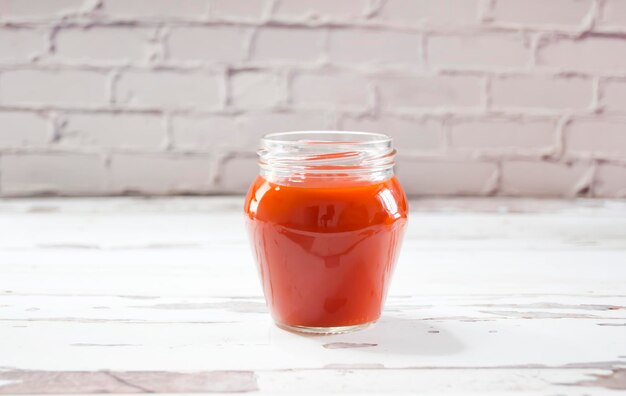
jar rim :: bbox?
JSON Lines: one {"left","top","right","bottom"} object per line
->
{"left": 262, "top": 131, "right": 392, "bottom": 146}
{"left": 258, "top": 130, "right": 395, "bottom": 182}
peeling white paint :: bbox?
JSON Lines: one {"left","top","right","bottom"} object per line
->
{"left": 0, "top": 197, "right": 624, "bottom": 393}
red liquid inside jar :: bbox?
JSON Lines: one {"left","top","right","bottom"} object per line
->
{"left": 244, "top": 174, "right": 407, "bottom": 332}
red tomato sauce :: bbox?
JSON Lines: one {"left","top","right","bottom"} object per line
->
{"left": 244, "top": 175, "right": 408, "bottom": 328}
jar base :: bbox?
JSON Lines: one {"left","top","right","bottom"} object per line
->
{"left": 275, "top": 320, "right": 376, "bottom": 335}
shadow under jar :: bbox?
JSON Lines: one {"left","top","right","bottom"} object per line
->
{"left": 244, "top": 131, "right": 408, "bottom": 334}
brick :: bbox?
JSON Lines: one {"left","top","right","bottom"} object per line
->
{"left": 565, "top": 119, "right": 626, "bottom": 159}
{"left": 273, "top": 0, "right": 368, "bottom": 20}
{"left": 102, "top": 0, "right": 209, "bottom": 19}
{"left": 0, "top": 0, "right": 83, "bottom": 19}
{"left": 397, "top": 160, "right": 497, "bottom": 196}
{"left": 174, "top": 112, "right": 333, "bottom": 152}
{"left": 450, "top": 119, "right": 555, "bottom": 153}
{"left": 230, "top": 72, "right": 285, "bottom": 109}
{"left": 1, "top": 153, "right": 105, "bottom": 196}
{"left": 604, "top": 80, "right": 626, "bottom": 113}
{"left": 594, "top": 163, "right": 626, "bottom": 198}
{"left": 172, "top": 115, "right": 240, "bottom": 151}
{"left": 377, "top": 75, "right": 482, "bottom": 109}
{"left": 491, "top": 76, "right": 592, "bottom": 110}
{"left": 538, "top": 38, "right": 626, "bottom": 72}
{"left": 252, "top": 27, "right": 325, "bottom": 62}
{"left": 0, "top": 29, "right": 44, "bottom": 62}
{"left": 116, "top": 71, "right": 221, "bottom": 109}
{"left": 374, "top": 0, "right": 479, "bottom": 25}
{"left": 292, "top": 72, "right": 370, "bottom": 109}
{"left": 328, "top": 29, "right": 420, "bottom": 65}
{"left": 492, "top": 0, "right": 593, "bottom": 27}
{"left": 238, "top": 112, "right": 334, "bottom": 149}
{"left": 428, "top": 34, "right": 529, "bottom": 68}
{"left": 209, "top": 0, "right": 267, "bottom": 19}
{"left": 600, "top": 0, "right": 626, "bottom": 28}
{"left": 167, "top": 27, "right": 247, "bottom": 62}
{"left": 55, "top": 28, "right": 153, "bottom": 63}
{"left": 0, "top": 111, "right": 49, "bottom": 147}
{"left": 0, "top": 70, "right": 106, "bottom": 106}
{"left": 59, "top": 113, "right": 166, "bottom": 149}
{"left": 341, "top": 116, "right": 443, "bottom": 151}
{"left": 108, "top": 153, "right": 212, "bottom": 194}
{"left": 501, "top": 161, "right": 590, "bottom": 197}
{"left": 217, "top": 155, "right": 257, "bottom": 193}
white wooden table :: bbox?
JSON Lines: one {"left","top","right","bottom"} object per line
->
{"left": 0, "top": 197, "right": 625, "bottom": 395}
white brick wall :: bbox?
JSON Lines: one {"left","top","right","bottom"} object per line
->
{"left": 0, "top": 0, "right": 625, "bottom": 198}
{"left": 500, "top": 161, "right": 591, "bottom": 197}
{"left": 373, "top": 0, "right": 479, "bottom": 26}
{"left": 1, "top": 70, "right": 106, "bottom": 106}
{"left": 329, "top": 29, "right": 421, "bottom": 65}
{"left": 292, "top": 72, "right": 371, "bottom": 109}
{"left": 490, "top": 76, "right": 592, "bottom": 110}
{"left": 602, "top": 0, "right": 626, "bottom": 28}
{"left": 0, "top": 28, "right": 44, "bottom": 62}
{"left": 538, "top": 37, "right": 626, "bottom": 72}
{"left": 274, "top": 0, "right": 369, "bottom": 21}
{"left": 167, "top": 27, "right": 249, "bottom": 63}
{"left": 1, "top": 153, "right": 106, "bottom": 195}
{"left": 0, "top": 111, "right": 49, "bottom": 147}
{"left": 253, "top": 27, "right": 325, "bottom": 62}
{"left": 115, "top": 71, "right": 222, "bottom": 108}
{"left": 491, "top": 0, "right": 594, "bottom": 27}
{"left": 54, "top": 27, "right": 155, "bottom": 64}
{"left": 108, "top": 153, "right": 213, "bottom": 194}
{"left": 376, "top": 75, "right": 482, "bottom": 110}
{"left": 428, "top": 34, "right": 530, "bottom": 69}
{"left": 230, "top": 71, "right": 286, "bottom": 109}
{"left": 58, "top": 113, "right": 167, "bottom": 150}
{"left": 449, "top": 119, "right": 555, "bottom": 155}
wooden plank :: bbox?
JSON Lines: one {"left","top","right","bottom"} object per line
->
{"left": 1, "top": 295, "right": 624, "bottom": 371}
{"left": 1, "top": 198, "right": 625, "bottom": 252}
{"left": 0, "top": 197, "right": 624, "bottom": 296}
{"left": 257, "top": 368, "right": 626, "bottom": 394}
{"left": 0, "top": 248, "right": 624, "bottom": 296}
{"left": 0, "top": 368, "right": 624, "bottom": 394}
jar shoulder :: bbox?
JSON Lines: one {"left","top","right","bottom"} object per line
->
{"left": 244, "top": 176, "right": 407, "bottom": 230}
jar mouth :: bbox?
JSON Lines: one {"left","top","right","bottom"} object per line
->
{"left": 262, "top": 131, "right": 392, "bottom": 147}
{"left": 258, "top": 131, "right": 396, "bottom": 183}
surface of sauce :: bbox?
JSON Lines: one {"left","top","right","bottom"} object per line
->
{"left": 244, "top": 175, "right": 408, "bottom": 328}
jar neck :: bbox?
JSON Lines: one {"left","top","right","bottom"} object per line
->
{"left": 258, "top": 131, "right": 396, "bottom": 184}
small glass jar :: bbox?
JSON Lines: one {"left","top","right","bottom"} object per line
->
{"left": 244, "top": 131, "right": 408, "bottom": 334}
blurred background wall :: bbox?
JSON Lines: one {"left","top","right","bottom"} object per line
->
{"left": 0, "top": 0, "right": 625, "bottom": 198}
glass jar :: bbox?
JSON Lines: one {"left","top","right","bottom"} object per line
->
{"left": 244, "top": 131, "right": 408, "bottom": 334}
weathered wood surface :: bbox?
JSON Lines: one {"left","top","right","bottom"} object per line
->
{"left": 0, "top": 197, "right": 625, "bottom": 394}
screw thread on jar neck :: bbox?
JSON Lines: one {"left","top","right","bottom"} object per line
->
{"left": 258, "top": 131, "right": 396, "bottom": 184}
